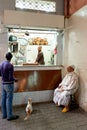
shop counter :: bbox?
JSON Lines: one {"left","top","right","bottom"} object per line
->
{"left": 14, "top": 65, "right": 62, "bottom": 92}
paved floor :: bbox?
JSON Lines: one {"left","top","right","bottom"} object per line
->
{"left": 0, "top": 102, "right": 87, "bottom": 130}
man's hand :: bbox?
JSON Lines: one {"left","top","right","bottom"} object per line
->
{"left": 15, "top": 78, "right": 18, "bottom": 82}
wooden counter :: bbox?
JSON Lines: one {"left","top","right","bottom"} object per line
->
{"left": 14, "top": 66, "right": 62, "bottom": 92}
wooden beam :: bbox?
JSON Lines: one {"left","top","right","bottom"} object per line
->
{"left": 64, "top": 0, "right": 87, "bottom": 18}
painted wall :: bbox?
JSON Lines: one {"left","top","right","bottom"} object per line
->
{"left": 4, "top": 10, "right": 64, "bottom": 29}
{"left": 0, "top": 23, "right": 8, "bottom": 61}
{"left": 0, "top": 0, "right": 64, "bottom": 21}
{"left": 64, "top": 6, "right": 87, "bottom": 111}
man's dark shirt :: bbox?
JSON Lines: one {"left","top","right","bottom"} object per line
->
{"left": 0, "top": 60, "right": 15, "bottom": 84}
{"left": 36, "top": 52, "right": 45, "bottom": 65}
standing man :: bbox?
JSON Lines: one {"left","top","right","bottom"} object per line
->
{"left": 35, "top": 46, "right": 45, "bottom": 65}
{"left": 0, "top": 52, "right": 19, "bottom": 121}
{"left": 53, "top": 65, "right": 78, "bottom": 112}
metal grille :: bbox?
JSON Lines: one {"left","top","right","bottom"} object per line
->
{"left": 15, "top": 0, "right": 56, "bottom": 13}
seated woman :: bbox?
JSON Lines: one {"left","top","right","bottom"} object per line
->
{"left": 53, "top": 65, "right": 79, "bottom": 113}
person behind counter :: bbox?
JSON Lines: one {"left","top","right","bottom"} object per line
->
{"left": 0, "top": 52, "right": 19, "bottom": 121}
{"left": 35, "top": 45, "right": 45, "bottom": 65}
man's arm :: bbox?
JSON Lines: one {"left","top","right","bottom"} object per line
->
{"left": 0, "top": 64, "right": 2, "bottom": 76}
{"left": 9, "top": 65, "right": 18, "bottom": 82}
{"left": 9, "top": 65, "right": 15, "bottom": 81}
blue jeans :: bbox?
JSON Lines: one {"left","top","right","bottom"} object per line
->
{"left": 1, "top": 84, "right": 14, "bottom": 119}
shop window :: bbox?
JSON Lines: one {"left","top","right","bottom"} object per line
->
{"left": 15, "top": 0, "right": 56, "bottom": 13}
{"left": 8, "top": 28, "right": 59, "bottom": 66}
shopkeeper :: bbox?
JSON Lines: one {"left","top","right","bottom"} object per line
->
{"left": 35, "top": 46, "right": 45, "bottom": 65}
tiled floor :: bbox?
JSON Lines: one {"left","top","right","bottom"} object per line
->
{"left": 0, "top": 102, "right": 87, "bottom": 130}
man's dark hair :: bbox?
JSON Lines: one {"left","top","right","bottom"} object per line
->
{"left": 5, "top": 52, "right": 13, "bottom": 61}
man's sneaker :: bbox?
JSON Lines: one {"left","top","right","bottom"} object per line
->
{"left": 2, "top": 116, "right": 7, "bottom": 119}
{"left": 7, "top": 115, "right": 19, "bottom": 121}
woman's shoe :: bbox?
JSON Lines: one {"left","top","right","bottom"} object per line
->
{"left": 62, "top": 107, "right": 69, "bottom": 113}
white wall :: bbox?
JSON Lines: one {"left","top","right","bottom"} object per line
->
{"left": 13, "top": 90, "right": 54, "bottom": 106}
{"left": 0, "top": 22, "right": 8, "bottom": 62}
{"left": 4, "top": 10, "right": 64, "bottom": 29}
{"left": 64, "top": 7, "right": 87, "bottom": 111}
{"left": 0, "top": 0, "right": 64, "bottom": 16}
